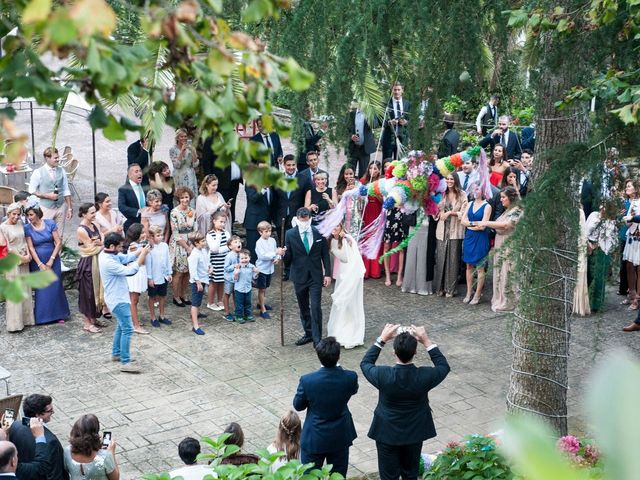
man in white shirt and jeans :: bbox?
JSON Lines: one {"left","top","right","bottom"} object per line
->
{"left": 28, "top": 147, "right": 72, "bottom": 236}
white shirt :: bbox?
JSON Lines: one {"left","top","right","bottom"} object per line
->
{"left": 457, "top": 170, "right": 479, "bottom": 194}
{"left": 28, "top": 164, "right": 71, "bottom": 196}
{"left": 169, "top": 465, "right": 216, "bottom": 480}
{"left": 129, "top": 179, "right": 146, "bottom": 208}
{"left": 475, "top": 104, "right": 498, "bottom": 131}
{"left": 230, "top": 161, "right": 241, "bottom": 181}
{"left": 392, "top": 97, "right": 404, "bottom": 118}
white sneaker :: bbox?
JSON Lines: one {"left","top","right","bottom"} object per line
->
{"left": 212, "top": 303, "right": 224, "bottom": 311}
{"left": 206, "top": 303, "right": 217, "bottom": 311}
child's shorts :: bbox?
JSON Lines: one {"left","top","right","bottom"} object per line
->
{"left": 255, "top": 272, "right": 272, "bottom": 289}
{"left": 190, "top": 282, "right": 208, "bottom": 307}
{"left": 148, "top": 282, "right": 167, "bottom": 298}
{"left": 224, "top": 280, "right": 234, "bottom": 295}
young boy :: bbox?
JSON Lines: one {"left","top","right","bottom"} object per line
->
{"left": 222, "top": 235, "right": 243, "bottom": 322}
{"left": 254, "top": 221, "right": 285, "bottom": 319}
{"left": 187, "top": 232, "right": 209, "bottom": 335}
{"left": 146, "top": 225, "right": 172, "bottom": 327}
{"left": 227, "top": 249, "right": 258, "bottom": 324}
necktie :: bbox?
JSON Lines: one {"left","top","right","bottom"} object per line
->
{"left": 395, "top": 101, "right": 401, "bottom": 134}
{"left": 463, "top": 173, "right": 470, "bottom": 191}
{"left": 137, "top": 184, "right": 145, "bottom": 208}
{"left": 302, "top": 230, "right": 310, "bottom": 253}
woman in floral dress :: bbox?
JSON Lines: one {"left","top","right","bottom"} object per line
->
{"left": 169, "top": 128, "right": 199, "bottom": 208}
{"left": 169, "top": 186, "right": 197, "bottom": 306}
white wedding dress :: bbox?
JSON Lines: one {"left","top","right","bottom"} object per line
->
{"left": 328, "top": 235, "right": 365, "bottom": 348}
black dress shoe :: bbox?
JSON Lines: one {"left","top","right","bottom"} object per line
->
{"left": 181, "top": 297, "right": 192, "bottom": 306}
{"left": 172, "top": 298, "right": 185, "bottom": 307}
{"left": 295, "top": 336, "right": 313, "bottom": 346}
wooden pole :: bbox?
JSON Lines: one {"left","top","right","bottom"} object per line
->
{"left": 279, "top": 217, "right": 285, "bottom": 346}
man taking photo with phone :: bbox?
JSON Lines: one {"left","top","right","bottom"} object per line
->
{"left": 360, "top": 324, "right": 450, "bottom": 480}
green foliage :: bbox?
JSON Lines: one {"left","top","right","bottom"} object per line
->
{"left": 0, "top": 254, "right": 56, "bottom": 303}
{"left": 143, "top": 433, "right": 343, "bottom": 480}
{"left": 424, "top": 435, "right": 513, "bottom": 479}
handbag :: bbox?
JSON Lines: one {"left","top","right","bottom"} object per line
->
{"left": 401, "top": 211, "right": 417, "bottom": 228}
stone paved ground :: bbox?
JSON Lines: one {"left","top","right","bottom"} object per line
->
{"left": 2, "top": 107, "right": 640, "bottom": 478}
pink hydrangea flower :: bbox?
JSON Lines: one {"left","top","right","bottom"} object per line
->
{"left": 557, "top": 435, "right": 581, "bottom": 455}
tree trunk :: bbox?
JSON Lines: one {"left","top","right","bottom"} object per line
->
{"left": 506, "top": 14, "right": 591, "bottom": 435}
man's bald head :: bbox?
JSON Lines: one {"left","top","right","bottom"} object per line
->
{"left": 0, "top": 441, "right": 18, "bottom": 473}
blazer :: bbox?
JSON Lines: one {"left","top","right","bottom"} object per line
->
{"left": 9, "top": 422, "right": 68, "bottom": 480}
{"left": 16, "top": 442, "right": 52, "bottom": 480}
{"left": 244, "top": 186, "right": 274, "bottom": 230}
{"left": 436, "top": 194, "right": 468, "bottom": 240}
{"left": 127, "top": 140, "right": 153, "bottom": 185}
{"left": 360, "top": 344, "right": 450, "bottom": 445}
{"left": 293, "top": 366, "right": 358, "bottom": 453}
{"left": 347, "top": 111, "right": 377, "bottom": 155}
{"left": 250, "top": 132, "right": 283, "bottom": 168}
{"left": 298, "top": 167, "right": 329, "bottom": 187}
{"left": 284, "top": 226, "right": 332, "bottom": 284}
{"left": 381, "top": 98, "right": 412, "bottom": 148}
{"left": 273, "top": 172, "right": 312, "bottom": 228}
{"left": 437, "top": 128, "right": 460, "bottom": 157}
{"left": 479, "top": 130, "right": 522, "bottom": 160}
{"left": 118, "top": 182, "right": 146, "bottom": 232}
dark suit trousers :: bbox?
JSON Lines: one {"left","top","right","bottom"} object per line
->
{"left": 294, "top": 278, "right": 323, "bottom": 343}
{"left": 246, "top": 229, "right": 260, "bottom": 263}
{"left": 376, "top": 440, "right": 423, "bottom": 480}
{"left": 426, "top": 219, "right": 437, "bottom": 282}
{"left": 348, "top": 144, "right": 371, "bottom": 178}
{"left": 302, "top": 447, "right": 349, "bottom": 477}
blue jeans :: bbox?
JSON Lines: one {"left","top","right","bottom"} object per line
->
{"left": 234, "top": 290, "right": 252, "bottom": 318}
{"left": 111, "top": 303, "right": 134, "bottom": 364}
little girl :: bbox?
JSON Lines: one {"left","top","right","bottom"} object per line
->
{"left": 267, "top": 410, "right": 301, "bottom": 471}
{"left": 125, "top": 223, "right": 149, "bottom": 335}
{"left": 206, "top": 211, "right": 229, "bottom": 311}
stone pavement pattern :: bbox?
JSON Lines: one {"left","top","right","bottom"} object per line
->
{"left": 1, "top": 282, "right": 639, "bottom": 478}
{"left": 2, "top": 107, "right": 640, "bottom": 477}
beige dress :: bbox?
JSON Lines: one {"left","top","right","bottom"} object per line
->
{"left": 0, "top": 221, "right": 35, "bottom": 331}
{"left": 492, "top": 207, "right": 522, "bottom": 313}
{"left": 573, "top": 209, "right": 591, "bottom": 316}
{"left": 195, "top": 193, "right": 231, "bottom": 236}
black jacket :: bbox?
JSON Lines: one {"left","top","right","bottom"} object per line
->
{"left": 9, "top": 422, "right": 68, "bottom": 480}
{"left": 250, "top": 132, "right": 283, "bottom": 168}
{"left": 243, "top": 186, "right": 275, "bottom": 230}
{"left": 273, "top": 172, "right": 312, "bottom": 228}
{"left": 360, "top": 344, "right": 450, "bottom": 444}
{"left": 284, "top": 226, "right": 332, "bottom": 284}
{"left": 127, "top": 140, "right": 153, "bottom": 185}
{"left": 437, "top": 128, "right": 460, "bottom": 157}
{"left": 479, "top": 130, "right": 522, "bottom": 160}
{"left": 118, "top": 182, "right": 146, "bottom": 232}
{"left": 347, "top": 111, "right": 377, "bottom": 155}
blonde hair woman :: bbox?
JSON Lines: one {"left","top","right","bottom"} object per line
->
{"left": 267, "top": 411, "right": 301, "bottom": 471}
{"left": 169, "top": 128, "right": 199, "bottom": 207}
{"left": 195, "top": 174, "right": 232, "bottom": 236}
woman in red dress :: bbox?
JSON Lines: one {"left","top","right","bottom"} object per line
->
{"left": 489, "top": 144, "right": 507, "bottom": 187}
{"left": 360, "top": 160, "right": 383, "bottom": 279}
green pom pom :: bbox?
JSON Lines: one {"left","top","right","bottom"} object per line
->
{"left": 392, "top": 162, "right": 407, "bottom": 178}
{"left": 411, "top": 176, "right": 427, "bottom": 192}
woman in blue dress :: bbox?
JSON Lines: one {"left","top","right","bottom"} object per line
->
{"left": 24, "top": 205, "right": 70, "bottom": 324}
{"left": 461, "top": 182, "right": 492, "bottom": 305}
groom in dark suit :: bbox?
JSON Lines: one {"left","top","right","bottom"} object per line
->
{"left": 361, "top": 324, "right": 450, "bottom": 480}
{"left": 284, "top": 207, "right": 332, "bottom": 346}
{"left": 293, "top": 337, "right": 358, "bottom": 476}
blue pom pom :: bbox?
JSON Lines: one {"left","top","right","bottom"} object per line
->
{"left": 383, "top": 197, "right": 396, "bottom": 209}
{"left": 359, "top": 185, "right": 368, "bottom": 196}
{"left": 432, "top": 165, "right": 443, "bottom": 178}
{"left": 432, "top": 193, "right": 442, "bottom": 204}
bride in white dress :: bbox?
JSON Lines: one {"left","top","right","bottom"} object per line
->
{"left": 327, "top": 224, "right": 365, "bottom": 349}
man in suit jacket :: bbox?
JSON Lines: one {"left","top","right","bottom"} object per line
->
{"left": 293, "top": 337, "right": 358, "bottom": 476}
{"left": 201, "top": 136, "right": 243, "bottom": 223}
{"left": 299, "top": 151, "right": 328, "bottom": 188}
{"left": 381, "top": 82, "right": 412, "bottom": 160}
{"left": 437, "top": 114, "right": 459, "bottom": 157}
{"left": 118, "top": 163, "right": 147, "bottom": 233}
{"left": 250, "top": 118, "right": 283, "bottom": 168}
{"left": 347, "top": 103, "right": 378, "bottom": 177}
{"left": 274, "top": 155, "right": 312, "bottom": 235}
{"left": 127, "top": 136, "right": 153, "bottom": 185}
{"left": 0, "top": 441, "right": 18, "bottom": 479}
{"left": 284, "top": 207, "right": 332, "bottom": 346}
{"left": 479, "top": 115, "right": 522, "bottom": 160}
{"left": 9, "top": 395, "right": 67, "bottom": 480}
{"left": 244, "top": 185, "right": 275, "bottom": 263}
{"left": 1, "top": 418, "right": 52, "bottom": 480}
{"left": 361, "top": 324, "right": 450, "bottom": 480}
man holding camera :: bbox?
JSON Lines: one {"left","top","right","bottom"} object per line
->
{"left": 361, "top": 324, "right": 450, "bottom": 480}
{"left": 479, "top": 115, "right": 521, "bottom": 161}
{"left": 8, "top": 394, "right": 64, "bottom": 480}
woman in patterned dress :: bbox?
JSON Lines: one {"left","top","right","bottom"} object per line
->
{"left": 169, "top": 186, "right": 197, "bottom": 307}
{"left": 169, "top": 129, "right": 199, "bottom": 208}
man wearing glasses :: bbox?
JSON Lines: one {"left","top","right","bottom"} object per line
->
{"left": 8, "top": 394, "right": 66, "bottom": 480}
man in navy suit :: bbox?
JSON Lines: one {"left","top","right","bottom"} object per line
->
{"left": 126, "top": 135, "right": 153, "bottom": 185}
{"left": 118, "top": 164, "right": 147, "bottom": 233}
{"left": 284, "top": 207, "right": 332, "bottom": 346}
{"left": 347, "top": 102, "right": 378, "bottom": 177}
{"left": 293, "top": 337, "right": 358, "bottom": 476}
{"left": 381, "top": 82, "right": 412, "bottom": 160}
{"left": 479, "top": 115, "right": 522, "bottom": 160}
{"left": 274, "top": 156, "right": 312, "bottom": 233}
{"left": 250, "top": 118, "right": 283, "bottom": 168}
{"left": 361, "top": 324, "right": 450, "bottom": 480}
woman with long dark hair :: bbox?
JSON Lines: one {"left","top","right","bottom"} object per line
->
{"left": 434, "top": 173, "right": 468, "bottom": 297}
{"left": 489, "top": 144, "right": 507, "bottom": 187}
{"left": 360, "top": 160, "right": 383, "bottom": 279}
